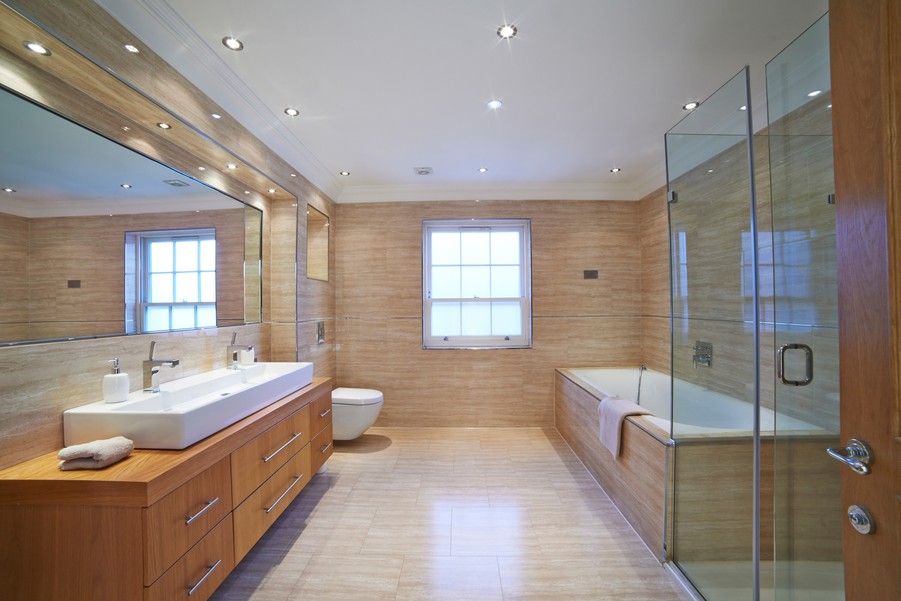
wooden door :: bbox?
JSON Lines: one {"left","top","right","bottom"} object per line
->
{"left": 830, "top": 1, "right": 901, "bottom": 599}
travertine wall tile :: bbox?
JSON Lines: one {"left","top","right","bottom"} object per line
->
{"left": 335, "top": 200, "right": 644, "bottom": 427}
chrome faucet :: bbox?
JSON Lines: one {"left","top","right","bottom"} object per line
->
{"left": 226, "top": 332, "right": 253, "bottom": 369}
{"left": 143, "top": 341, "right": 180, "bottom": 392}
{"left": 692, "top": 341, "right": 713, "bottom": 368}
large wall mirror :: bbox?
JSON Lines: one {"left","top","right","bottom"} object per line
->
{"left": 0, "top": 84, "right": 263, "bottom": 345}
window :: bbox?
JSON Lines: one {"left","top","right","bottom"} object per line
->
{"left": 133, "top": 229, "right": 217, "bottom": 332}
{"left": 422, "top": 219, "right": 531, "bottom": 349}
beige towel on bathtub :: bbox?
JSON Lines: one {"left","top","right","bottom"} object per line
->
{"left": 598, "top": 397, "right": 652, "bottom": 459}
{"left": 57, "top": 436, "right": 134, "bottom": 470}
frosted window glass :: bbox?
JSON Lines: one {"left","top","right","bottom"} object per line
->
{"left": 431, "top": 232, "right": 460, "bottom": 265}
{"left": 491, "top": 266, "right": 520, "bottom": 297}
{"left": 175, "top": 273, "right": 199, "bottom": 303}
{"left": 431, "top": 302, "right": 461, "bottom": 336}
{"left": 149, "top": 241, "right": 172, "bottom": 272}
{"left": 145, "top": 306, "right": 169, "bottom": 332}
{"left": 200, "top": 239, "right": 216, "bottom": 271}
{"left": 150, "top": 274, "right": 173, "bottom": 302}
{"left": 492, "top": 302, "right": 522, "bottom": 335}
{"left": 197, "top": 305, "right": 216, "bottom": 327}
{"left": 171, "top": 306, "right": 195, "bottom": 329}
{"left": 461, "top": 266, "right": 491, "bottom": 298}
{"left": 431, "top": 266, "right": 461, "bottom": 298}
{"left": 491, "top": 231, "right": 520, "bottom": 265}
{"left": 461, "top": 231, "right": 490, "bottom": 264}
{"left": 175, "top": 240, "right": 198, "bottom": 272}
{"left": 462, "top": 302, "right": 491, "bottom": 336}
{"left": 200, "top": 272, "right": 216, "bottom": 302}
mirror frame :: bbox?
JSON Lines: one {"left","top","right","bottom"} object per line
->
{"left": 0, "top": 1, "right": 291, "bottom": 345}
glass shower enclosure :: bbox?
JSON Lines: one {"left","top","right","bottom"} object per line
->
{"left": 664, "top": 14, "right": 841, "bottom": 601}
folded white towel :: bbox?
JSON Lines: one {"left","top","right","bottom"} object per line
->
{"left": 57, "top": 436, "right": 134, "bottom": 470}
{"left": 598, "top": 397, "right": 652, "bottom": 459}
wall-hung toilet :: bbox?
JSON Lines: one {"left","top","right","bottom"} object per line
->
{"left": 331, "top": 387, "right": 384, "bottom": 440}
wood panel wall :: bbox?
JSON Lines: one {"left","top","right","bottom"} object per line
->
{"left": 335, "top": 199, "right": 643, "bottom": 427}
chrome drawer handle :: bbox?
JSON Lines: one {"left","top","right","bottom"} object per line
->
{"left": 320, "top": 441, "right": 333, "bottom": 454}
{"left": 187, "top": 559, "right": 222, "bottom": 596}
{"left": 264, "top": 475, "right": 303, "bottom": 514}
{"left": 185, "top": 497, "right": 220, "bottom": 525}
{"left": 262, "top": 432, "right": 303, "bottom": 463}
{"left": 319, "top": 408, "right": 332, "bottom": 418}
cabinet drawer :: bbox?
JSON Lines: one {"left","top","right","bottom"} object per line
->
{"left": 310, "top": 389, "right": 333, "bottom": 435}
{"left": 233, "top": 443, "right": 311, "bottom": 561}
{"left": 144, "top": 514, "right": 234, "bottom": 601}
{"left": 311, "top": 421, "right": 333, "bottom": 475}
{"left": 231, "top": 403, "right": 310, "bottom": 505}
{"left": 144, "top": 458, "right": 232, "bottom": 585}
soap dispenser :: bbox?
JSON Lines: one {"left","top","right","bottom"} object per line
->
{"left": 103, "top": 358, "right": 130, "bottom": 403}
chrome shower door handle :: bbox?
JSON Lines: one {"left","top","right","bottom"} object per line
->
{"left": 826, "top": 439, "right": 873, "bottom": 475}
{"left": 777, "top": 343, "right": 813, "bottom": 386}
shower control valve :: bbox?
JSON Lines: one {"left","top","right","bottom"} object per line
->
{"left": 692, "top": 341, "right": 713, "bottom": 368}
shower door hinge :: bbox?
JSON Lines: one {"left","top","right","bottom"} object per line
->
{"left": 667, "top": 191, "right": 678, "bottom": 204}
{"left": 827, "top": 193, "right": 836, "bottom": 205}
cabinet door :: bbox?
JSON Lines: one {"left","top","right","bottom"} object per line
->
{"left": 143, "top": 458, "right": 232, "bottom": 584}
{"left": 231, "top": 403, "right": 310, "bottom": 504}
{"left": 233, "top": 443, "right": 311, "bottom": 561}
{"left": 309, "top": 390, "right": 333, "bottom": 436}
{"left": 144, "top": 514, "right": 235, "bottom": 601}
{"left": 311, "top": 421, "right": 333, "bottom": 474}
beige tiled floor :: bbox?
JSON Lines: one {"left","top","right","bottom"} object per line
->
{"left": 211, "top": 427, "right": 691, "bottom": 601}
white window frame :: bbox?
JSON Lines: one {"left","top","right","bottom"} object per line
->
{"left": 422, "top": 218, "right": 532, "bottom": 349}
{"left": 134, "top": 228, "right": 217, "bottom": 333}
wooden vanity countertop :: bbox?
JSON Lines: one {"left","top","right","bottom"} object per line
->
{"left": 0, "top": 377, "right": 332, "bottom": 507}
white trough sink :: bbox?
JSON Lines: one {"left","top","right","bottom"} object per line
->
{"left": 63, "top": 362, "right": 314, "bottom": 449}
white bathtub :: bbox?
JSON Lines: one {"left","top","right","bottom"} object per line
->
{"left": 560, "top": 367, "right": 823, "bottom": 438}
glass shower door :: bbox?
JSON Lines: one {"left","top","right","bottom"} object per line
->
{"left": 765, "top": 14, "right": 843, "bottom": 601}
{"left": 666, "top": 67, "right": 761, "bottom": 600}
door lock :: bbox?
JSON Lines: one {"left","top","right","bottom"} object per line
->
{"left": 826, "top": 439, "right": 872, "bottom": 475}
{"left": 847, "top": 505, "right": 875, "bottom": 535}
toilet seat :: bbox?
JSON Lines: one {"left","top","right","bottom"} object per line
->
{"left": 332, "top": 387, "right": 383, "bottom": 406}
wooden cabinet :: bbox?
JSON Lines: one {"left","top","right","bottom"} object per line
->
{"left": 0, "top": 377, "right": 333, "bottom": 601}
{"left": 144, "top": 457, "right": 233, "bottom": 584}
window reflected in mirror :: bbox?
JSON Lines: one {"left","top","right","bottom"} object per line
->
{"left": 306, "top": 205, "right": 329, "bottom": 281}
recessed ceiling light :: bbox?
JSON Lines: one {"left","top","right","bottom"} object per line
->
{"left": 222, "top": 36, "right": 244, "bottom": 51}
{"left": 682, "top": 101, "right": 699, "bottom": 111}
{"left": 3, "top": 187, "right": 15, "bottom": 193}
{"left": 244, "top": 190, "right": 250, "bottom": 195}
{"left": 157, "top": 122, "right": 171, "bottom": 129}
{"left": 121, "top": 126, "right": 130, "bottom": 131}
{"left": 739, "top": 105, "right": 747, "bottom": 111}
{"left": 226, "top": 163, "right": 237, "bottom": 170}
{"left": 339, "top": 171, "right": 350, "bottom": 176}
{"left": 478, "top": 167, "right": 488, "bottom": 173}
{"left": 124, "top": 44, "right": 139, "bottom": 53}
{"left": 284, "top": 107, "right": 300, "bottom": 117}
{"left": 268, "top": 188, "right": 276, "bottom": 193}
{"left": 707, "top": 169, "right": 715, "bottom": 173}
{"left": 487, "top": 99, "right": 503, "bottom": 110}
{"left": 610, "top": 167, "right": 621, "bottom": 174}
{"left": 211, "top": 113, "right": 222, "bottom": 119}
{"left": 290, "top": 173, "right": 297, "bottom": 177}
{"left": 198, "top": 166, "right": 206, "bottom": 171}
{"left": 807, "top": 90, "right": 823, "bottom": 97}
{"left": 497, "top": 24, "right": 517, "bottom": 39}
{"left": 121, "top": 183, "right": 132, "bottom": 189}
{"left": 23, "top": 41, "right": 51, "bottom": 56}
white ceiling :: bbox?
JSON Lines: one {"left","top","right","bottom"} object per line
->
{"left": 97, "top": 0, "right": 829, "bottom": 203}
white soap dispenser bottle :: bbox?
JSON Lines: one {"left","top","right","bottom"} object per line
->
{"left": 103, "top": 358, "right": 130, "bottom": 403}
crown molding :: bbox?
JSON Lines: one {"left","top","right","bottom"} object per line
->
{"left": 336, "top": 181, "right": 644, "bottom": 204}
